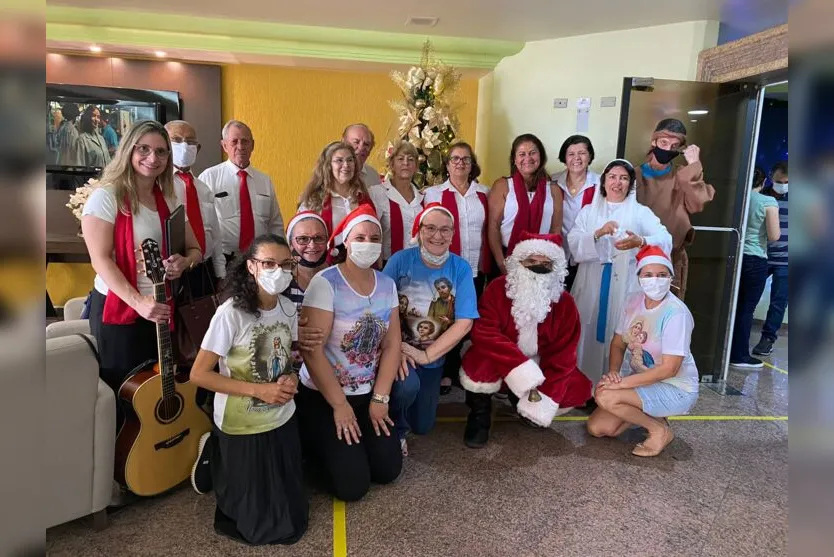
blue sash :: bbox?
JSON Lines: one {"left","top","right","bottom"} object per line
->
{"left": 596, "top": 262, "right": 613, "bottom": 343}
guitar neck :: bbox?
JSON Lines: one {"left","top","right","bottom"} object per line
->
{"left": 153, "top": 282, "right": 176, "bottom": 397}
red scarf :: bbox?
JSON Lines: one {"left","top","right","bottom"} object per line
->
{"left": 582, "top": 186, "right": 595, "bottom": 207}
{"left": 321, "top": 190, "right": 371, "bottom": 236}
{"left": 506, "top": 170, "right": 548, "bottom": 256}
{"left": 440, "top": 187, "right": 492, "bottom": 274}
{"left": 103, "top": 185, "right": 174, "bottom": 327}
{"left": 388, "top": 186, "right": 424, "bottom": 255}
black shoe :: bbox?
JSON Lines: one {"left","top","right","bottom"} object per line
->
{"left": 464, "top": 415, "right": 490, "bottom": 448}
{"left": 191, "top": 432, "right": 213, "bottom": 495}
{"left": 752, "top": 338, "right": 774, "bottom": 356}
{"left": 730, "top": 356, "right": 764, "bottom": 369}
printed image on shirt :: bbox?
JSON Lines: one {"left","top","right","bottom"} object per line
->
{"left": 398, "top": 276, "right": 456, "bottom": 348}
{"left": 624, "top": 320, "right": 655, "bottom": 369}
{"left": 224, "top": 321, "right": 294, "bottom": 421}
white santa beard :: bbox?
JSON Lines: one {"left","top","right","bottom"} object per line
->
{"left": 505, "top": 267, "right": 562, "bottom": 358}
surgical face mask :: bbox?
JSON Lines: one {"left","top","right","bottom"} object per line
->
{"left": 348, "top": 241, "right": 381, "bottom": 269}
{"left": 258, "top": 268, "right": 292, "bottom": 296}
{"left": 772, "top": 182, "right": 788, "bottom": 195}
{"left": 420, "top": 245, "right": 450, "bottom": 266}
{"left": 639, "top": 276, "right": 672, "bottom": 301}
{"left": 524, "top": 264, "right": 553, "bottom": 275}
{"left": 172, "top": 142, "right": 198, "bottom": 169}
{"left": 292, "top": 248, "right": 327, "bottom": 268}
{"left": 652, "top": 146, "right": 678, "bottom": 165}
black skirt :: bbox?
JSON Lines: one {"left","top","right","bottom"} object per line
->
{"left": 211, "top": 415, "right": 309, "bottom": 546}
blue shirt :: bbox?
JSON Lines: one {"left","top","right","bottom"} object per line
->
{"left": 743, "top": 190, "right": 778, "bottom": 258}
{"left": 383, "top": 247, "right": 479, "bottom": 368}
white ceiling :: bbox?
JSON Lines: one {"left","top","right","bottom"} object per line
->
{"left": 49, "top": 0, "right": 742, "bottom": 42}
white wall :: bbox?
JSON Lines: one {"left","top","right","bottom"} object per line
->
{"left": 479, "top": 20, "right": 719, "bottom": 182}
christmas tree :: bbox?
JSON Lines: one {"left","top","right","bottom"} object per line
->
{"left": 387, "top": 41, "right": 462, "bottom": 189}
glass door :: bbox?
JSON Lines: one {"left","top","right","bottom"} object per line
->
{"left": 617, "top": 77, "right": 761, "bottom": 382}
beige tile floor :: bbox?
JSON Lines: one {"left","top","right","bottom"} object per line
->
{"left": 47, "top": 331, "right": 788, "bottom": 557}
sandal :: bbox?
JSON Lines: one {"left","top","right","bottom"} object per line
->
{"left": 400, "top": 438, "right": 409, "bottom": 457}
{"left": 632, "top": 424, "right": 674, "bottom": 457}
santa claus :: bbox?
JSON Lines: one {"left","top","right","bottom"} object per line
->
{"left": 460, "top": 231, "right": 592, "bottom": 448}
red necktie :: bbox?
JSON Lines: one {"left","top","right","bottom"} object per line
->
{"left": 238, "top": 169, "right": 255, "bottom": 252}
{"left": 177, "top": 171, "right": 206, "bottom": 254}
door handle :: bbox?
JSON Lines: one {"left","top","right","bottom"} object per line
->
{"left": 693, "top": 226, "right": 740, "bottom": 240}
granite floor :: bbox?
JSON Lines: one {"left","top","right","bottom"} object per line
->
{"left": 47, "top": 329, "right": 788, "bottom": 557}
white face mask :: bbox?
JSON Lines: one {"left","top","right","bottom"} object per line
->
{"left": 420, "top": 245, "right": 450, "bottom": 266}
{"left": 639, "top": 277, "right": 672, "bottom": 301}
{"left": 172, "top": 142, "right": 198, "bottom": 169}
{"left": 348, "top": 241, "right": 381, "bottom": 269}
{"left": 257, "top": 268, "right": 292, "bottom": 296}
{"left": 772, "top": 182, "right": 788, "bottom": 194}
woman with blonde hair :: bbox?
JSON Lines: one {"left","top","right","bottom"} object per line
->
{"left": 298, "top": 141, "right": 388, "bottom": 241}
{"left": 82, "top": 119, "right": 202, "bottom": 428}
{"left": 376, "top": 141, "right": 424, "bottom": 263}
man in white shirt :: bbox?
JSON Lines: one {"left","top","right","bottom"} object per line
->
{"left": 165, "top": 120, "right": 227, "bottom": 285}
{"left": 198, "top": 120, "right": 285, "bottom": 261}
{"left": 342, "top": 123, "right": 381, "bottom": 187}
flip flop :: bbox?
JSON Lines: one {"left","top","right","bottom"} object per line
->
{"left": 632, "top": 425, "right": 675, "bottom": 457}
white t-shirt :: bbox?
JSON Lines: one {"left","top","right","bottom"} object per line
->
{"left": 615, "top": 292, "right": 699, "bottom": 394}
{"left": 81, "top": 186, "right": 185, "bottom": 297}
{"left": 201, "top": 297, "right": 298, "bottom": 435}
{"left": 300, "top": 266, "right": 399, "bottom": 396}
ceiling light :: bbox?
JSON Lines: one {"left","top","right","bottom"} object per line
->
{"left": 89, "top": 45, "right": 102, "bottom": 53}
{"left": 688, "top": 109, "right": 708, "bottom": 115}
{"left": 406, "top": 16, "right": 439, "bottom": 27}
{"left": 155, "top": 51, "right": 167, "bottom": 58}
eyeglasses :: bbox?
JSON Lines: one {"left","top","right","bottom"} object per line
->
{"left": 450, "top": 156, "right": 472, "bottom": 165}
{"left": 294, "top": 235, "right": 328, "bottom": 246}
{"left": 421, "top": 225, "right": 454, "bottom": 238}
{"left": 170, "top": 137, "right": 200, "bottom": 146}
{"left": 251, "top": 258, "right": 296, "bottom": 272}
{"left": 134, "top": 144, "right": 170, "bottom": 159}
{"left": 332, "top": 157, "right": 356, "bottom": 166}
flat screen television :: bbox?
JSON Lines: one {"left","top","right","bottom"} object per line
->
{"left": 46, "top": 84, "right": 180, "bottom": 183}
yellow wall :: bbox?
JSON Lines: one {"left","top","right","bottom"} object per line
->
{"left": 480, "top": 20, "right": 719, "bottom": 182}
{"left": 221, "top": 64, "right": 480, "bottom": 219}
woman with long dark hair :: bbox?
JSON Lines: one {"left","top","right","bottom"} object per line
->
{"left": 190, "top": 234, "right": 308, "bottom": 545}
{"left": 76, "top": 105, "right": 111, "bottom": 167}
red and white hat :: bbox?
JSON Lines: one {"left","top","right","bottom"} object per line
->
{"left": 286, "top": 210, "right": 327, "bottom": 241}
{"left": 328, "top": 204, "right": 381, "bottom": 256}
{"left": 636, "top": 245, "right": 674, "bottom": 275}
{"left": 410, "top": 202, "right": 455, "bottom": 244}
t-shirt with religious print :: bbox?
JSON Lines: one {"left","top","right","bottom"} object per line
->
{"left": 615, "top": 292, "right": 699, "bottom": 394}
{"left": 300, "top": 266, "right": 398, "bottom": 395}
{"left": 382, "top": 247, "right": 478, "bottom": 368}
{"left": 201, "top": 296, "right": 298, "bottom": 435}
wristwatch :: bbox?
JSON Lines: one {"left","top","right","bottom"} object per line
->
{"left": 371, "top": 392, "right": 390, "bottom": 404}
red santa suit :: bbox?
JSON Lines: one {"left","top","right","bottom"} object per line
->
{"left": 460, "top": 233, "right": 592, "bottom": 427}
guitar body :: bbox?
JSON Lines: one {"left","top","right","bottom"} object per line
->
{"left": 115, "top": 364, "right": 211, "bottom": 496}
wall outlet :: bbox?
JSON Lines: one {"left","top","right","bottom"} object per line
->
{"left": 553, "top": 98, "right": 568, "bottom": 109}
{"left": 601, "top": 96, "right": 617, "bottom": 107}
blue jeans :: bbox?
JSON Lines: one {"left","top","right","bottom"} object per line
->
{"left": 389, "top": 365, "right": 444, "bottom": 440}
{"left": 761, "top": 264, "right": 788, "bottom": 341}
{"left": 730, "top": 254, "right": 769, "bottom": 362}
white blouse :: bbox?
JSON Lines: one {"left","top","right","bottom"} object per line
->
{"left": 499, "top": 176, "right": 555, "bottom": 247}
{"left": 377, "top": 181, "right": 424, "bottom": 260}
{"left": 552, "top": 169, "right": 601, "bottom": 265}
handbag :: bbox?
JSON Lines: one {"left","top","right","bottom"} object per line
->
{"left": 174, "top": 262, "right": 219, "bottom": 367}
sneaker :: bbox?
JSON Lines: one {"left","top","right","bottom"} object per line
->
{"left": 191, "top": 432, "right": 213, "bottom": 495}
{"left": 730, "top": 356, "right": 764, "bottom": 369}
{"left": 752, "top": 338, "right": 774, "bottom": 356}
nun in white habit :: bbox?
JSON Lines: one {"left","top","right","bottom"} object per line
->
{"left": 568, "top": 159, "right": 672, "bottom": 387}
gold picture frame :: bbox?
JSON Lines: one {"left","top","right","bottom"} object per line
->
{"left": 697, "top": 24, "right": 788, "bottom": 83}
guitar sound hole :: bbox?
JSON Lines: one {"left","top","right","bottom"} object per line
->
{"left": 155, "top": 394, "right": 184, "bottom": 424}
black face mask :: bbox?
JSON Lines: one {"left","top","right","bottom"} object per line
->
{"left": 525, "top": 264, "right": 553, "bottom": 275}
{"left": 292, "top": 248, "right": 327, "bottom": 268}
{"left": 652, "top": 146, "right": 679, "bottom": 165}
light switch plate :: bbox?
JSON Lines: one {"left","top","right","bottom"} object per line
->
{"left": 601, "top": 96, "right": 617, "bottom": 107}
{"left": 553, "top": 98, "right": 568, "bottom": 109}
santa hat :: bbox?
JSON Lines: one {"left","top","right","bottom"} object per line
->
{"left": 327, "top": 204, "right": 381, "bottom": 256}
{"left": 409, "top": 202, "right": 455, "bottom": 244}
{"left": 507, "top": 231, "right": 566, "bottom": 269}
{"left": 635, "top": 245, "right": 674, "bottom": 275}
{"left": 286, "top": 210, "right": 327, "bottom": 241}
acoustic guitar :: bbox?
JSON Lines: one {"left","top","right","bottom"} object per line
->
{"left": 114, "top": 238, "right": 211, "bottom": 496}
